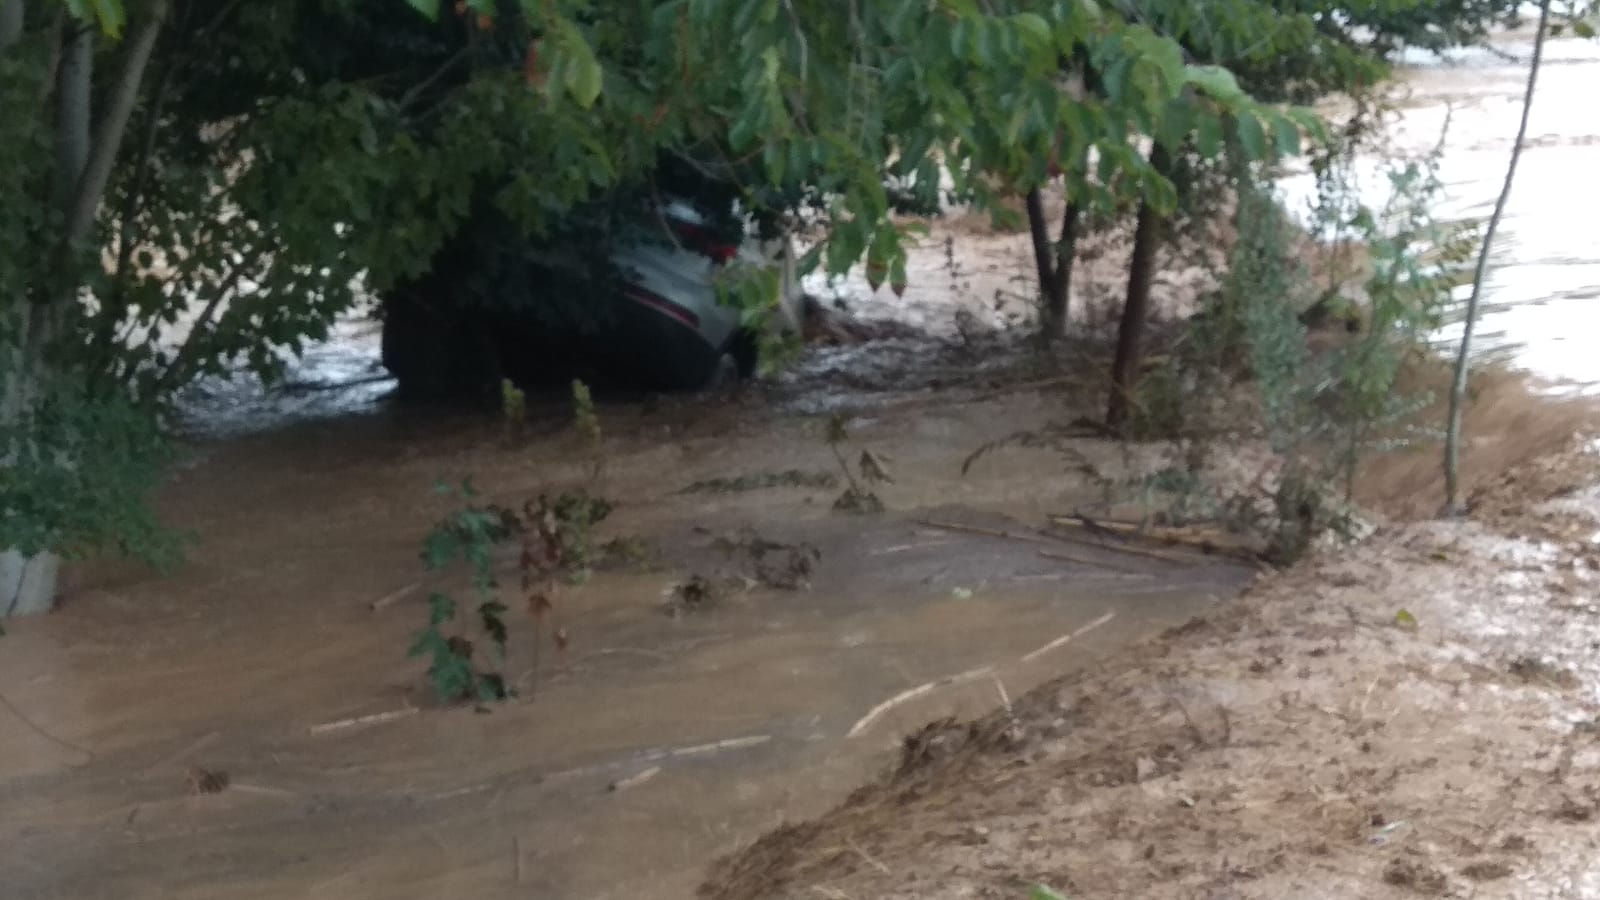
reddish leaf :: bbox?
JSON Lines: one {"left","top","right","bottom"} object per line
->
{"left": 524, "top": 39, "right": 543, "bottom": 86}
{"left": 865, "top": 260, "right": 887, "bottom": 292}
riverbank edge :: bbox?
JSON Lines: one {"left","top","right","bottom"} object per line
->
{"left": 699, "top": 430, "right": 1600, "bottom": 899}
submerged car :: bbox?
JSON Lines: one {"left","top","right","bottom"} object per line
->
{"left": 379, "top": 195, "right": 805, "bottom": 399}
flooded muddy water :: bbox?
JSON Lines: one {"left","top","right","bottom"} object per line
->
{"left": 2, "top": 387, "right": 1252, "bottom": 900}
{"left": 7, "top": 23, "right": 1596, "bottom": 900}
{"left": 1280, "top": 26, "right": 1600, "bottom": 393}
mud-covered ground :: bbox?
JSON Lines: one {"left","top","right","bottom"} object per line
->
{"left": 701, "top": 435, "right": 1600, "bottom": 900}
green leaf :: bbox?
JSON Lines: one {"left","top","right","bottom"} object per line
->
{"left": 405, "top": 0, "right": 441, "bottom": 19}
{"left": 977, "top": 18, "right": 1001, "bottom": 66}
{"left": 729, "top": 104, "right": 763, "bottom": 151}
{"left": 1011, "top": 12, "right": 1052, "bottom": 49}
{"left": 1185, "top": 65, "right": 1244, "bottom": 102}
{"left": 1574, "top": 19, "right": 1596, "bottom": 38}
{"left": 1271, "top": 113, "right": 1302, "bottom": 158}
{"left": 950, "top": 18, "right": 971, "bottom": 59}
{"left": 1234, "top": 111, "right": 1267, "bottom": 160}
{"left": 425, "top": 589, "right": 457, "bottom": 624}
{"left": 1101, "top": 54, "right": 1133, "bottom": 104}
{"left": 1030, "top": 887, "right": 1069, "bottom": 900}
{"left": 1144, "top": 36, "right": 1186, "bottom": 98}
{"left": 1195, "top": 113, "right": 1224, "bottom": 158}
{"left": 1287, "top": 107, "right": 1329, "bottom": 145}
{"left": 90, "top": 0, "right": 125, "bottom": 35}
{"left": 1156, "top": 103, "right": 1191, "bottom": 152}
{"left": 565, "top": 49, "right": 603, "bottom": 108}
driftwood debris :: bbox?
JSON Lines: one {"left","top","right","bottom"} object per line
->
{"left": 848, "top": 611, "right": 1118, "bottom": 738}
{"left": 1020, "top": 610, "right": 1117, "bottom": 663}
{"left": 308, "top": 706, "right": 418, "bottom": 735}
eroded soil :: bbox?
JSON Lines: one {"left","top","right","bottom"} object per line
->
{"left": 701, "top": 437, "right": 1600, "bottom": 900}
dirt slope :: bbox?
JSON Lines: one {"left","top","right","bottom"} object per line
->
{"left": 702, "top": 438, "right": 1600, "bottom": 900}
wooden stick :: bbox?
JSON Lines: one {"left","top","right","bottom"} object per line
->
{"left": 1021, "top": 611, "right": 1116, "bottom": 663}
{"left": 421, "top": 783, "right": 496, "bottom": 803}
{"left": 580, "top": 646, "right": 672, "bottom": 663}
{"left": 989, "top": 672, "right": 1013, "bottom": 715}
{"left": 847, "top": 664, "right": 995, "bottom": 738}
{"left": 1044, "top": 525, "right": 1196, "bottom": 564}
{"left": 1037, "top": 548, "right": 1153, "bottom": 575}
{"left": 308, "top": 706, "right": 418, "bottom": 735}
{"left": 608, "top": 765, "right": 662, "bottom": 792}
{"left": 1050, "top": 514, "right": 1259, "bottom": 562}
{"left": 847, "top": 837, "right": 892, "bottom": 874}
{"left": 668, "top": 734, "right": 772, "bottom": 758}
{"left": 229, "top": 782, "right": 298, "bottom": 797}
{"left": 369, "top": 581, "right": 422, "bottom": 612}
{"left": 917, "top": 518, "right": 1052, "bottom": 546}
{"left": 542, "top": 734, "right": 775, "bottom": 785}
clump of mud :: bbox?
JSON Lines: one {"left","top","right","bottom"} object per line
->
{"left": 663, "top": 531, "right": 825, "bottom": 616}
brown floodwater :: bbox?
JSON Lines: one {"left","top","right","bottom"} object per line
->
{"left": 0, "top": 384, "right": 1252, "bottom": 900}
{"left": 1281, "top": 25, "right": 1600, "bottom": 393}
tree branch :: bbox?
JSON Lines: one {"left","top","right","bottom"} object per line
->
{"left": 398, "top": 47, "right": 469, "bottom": 113}
{"left": 1443, "top": 0, "right": 1552, "bottom": 513}
{"left": 156, "top": 254, "right": 251, "bottom": 393}
{"left": 63, "top": 0, "right": 170, "bottom": 248}
{"left": 54, "top": 22, "right": 93, "bottom": 214}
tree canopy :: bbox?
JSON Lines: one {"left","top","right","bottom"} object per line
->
{"left": 0, "top": 0, "right": 1569, "bottom": 611}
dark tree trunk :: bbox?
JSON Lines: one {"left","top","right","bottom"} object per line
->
{"left": 1025, "top": 187, "right": 1082, "bottom": 342}
{"left": 1106, "top": 145, "right": 1171, "bottom": 430}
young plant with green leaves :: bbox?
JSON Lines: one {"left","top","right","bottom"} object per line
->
{"left": 1225, "top": 144, "right": 1472, "bottom": 559}
{"left": 410, "top": 479, "right": 517, "bottom": 702}
{"left": 411, "top": 386, "right": 613, "bottom": 701}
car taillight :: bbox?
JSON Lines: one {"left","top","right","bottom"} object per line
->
{"left": 670, "top": 220, "right": 738, "bottom": 265}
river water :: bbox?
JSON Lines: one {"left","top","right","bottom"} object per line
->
{"left": 1281, "top": 27, "right": 1600, "bottom": 392}
{"left": 174, "top": 27, "right": 1600, "bottom": 436}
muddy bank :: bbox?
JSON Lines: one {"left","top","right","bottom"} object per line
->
{"left": 700, "top": 434, "right": 1600, "bottom": 900}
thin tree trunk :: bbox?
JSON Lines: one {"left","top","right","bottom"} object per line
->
{"left": 0, "top": 0, "right": 22, "bottom": 51}
{"left": 1106, "top": 145, "right": 1171, "bottom": 431}
{"left": 1443, "top": 0, "right": 1551, "bottom": 515}
{"left": 1025, "top": 188, "right": 1061, "bottom": 336}
{"left": 1053, "top": 198, "right": 1080, "bottom": 333}
{"left": 4, "top": 5, "right": 168, "bottom": 618}
{"left": 66, "top": 0, "right": 168, "bottom": 247}
{"left": 3, "top": 18, "right": 87, "bottom": 618}
{"left": 0, "top": 1, "right": 43, "bottom": 617}
{"left": 1026, "top": 187, "right": 1081, "bottom": 342}
{"left": 54, "top": 22, "right": 93, "bottom": 214}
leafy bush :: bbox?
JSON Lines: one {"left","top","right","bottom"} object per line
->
{"left": 1215, "top": 146, "right": 1473, "bottom": 559}
{"left": 409, "top": 384, "right": 613, "bottom": 702}
{"left": 0, "top": 378, "right": 180, "bottom": 572}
